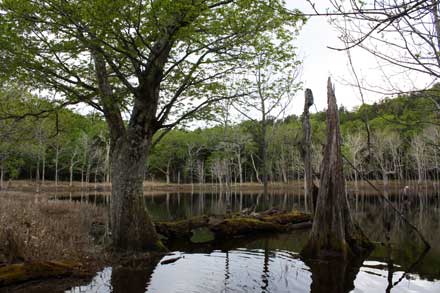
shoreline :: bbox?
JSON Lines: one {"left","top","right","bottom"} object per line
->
{"left": 1, "top": 179, "right": 439, "bottom": 196}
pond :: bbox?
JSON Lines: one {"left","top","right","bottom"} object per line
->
{"left": 60, "top": 190, "right": 440, "bottom": 293}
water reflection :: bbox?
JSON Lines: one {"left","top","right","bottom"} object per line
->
{"left": 68, "top": 249, "right": 312, "bottom": 293}
{"left": 58, "top": 190, "right": 440, "bottom": 292}
{"left": 68, "top": 247, "right": 440, "bottom": 293}
{"left": 54, "top": 190, "right": 319, "bottom": 221}
{"left": 303, "top": 256, "right": 365, "bottom": 293}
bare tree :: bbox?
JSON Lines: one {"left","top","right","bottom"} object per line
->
{"left": 344, "top": 132, "right": 365, "bottom": 195}
{"left": 302, "top": 78, "right": 371, "bottom": 259}
{"left": 234, "top": 51, "right": 300, "bottom": 195}
{"left": 302, "top": 89, "right": 314, "bottom": 210}
{"left": 302, "top": 1, "right": 440, "bottom": 93}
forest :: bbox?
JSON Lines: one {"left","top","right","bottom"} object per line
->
{"left": 1, "top": 85, "right": 439, "bottom": 187}
{"left": 1, "top": 0, "right": 440, "bottom": 292}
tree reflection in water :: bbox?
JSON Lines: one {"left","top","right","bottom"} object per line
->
{"left": 109, "top": 257, "right": 160, "bottom": 293}
{"left": 68, "top": 243, "right": 434, "bottom": 293}
{"left": 303, "top": 256, "right": 366, "bottom": 293}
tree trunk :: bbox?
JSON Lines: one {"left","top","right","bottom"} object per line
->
{"left": 302, "top": 89, "right": 314, "bottom": 211}
{"left": 55, "top": 146, "right": 59, "bottom": 187}
{"left": 166, "top": 160, "right": 171, "bottom": 184}
{"left": 110, "top": 134, "right": 163, "bottom": 251}
{"left": 302, "top": 78, "right": 371, "bottom": 259}
{"left": 94, "top": 165, "right": 98, "bottom": 190}
{"left": 105, "top": 139, "right": 111, "bottom": 183}
{"left": 262, "top": 120, "right": 268, "bottom": 196}
{"left": 250, "top": 153, "right": 262, "bottom": 184}
{"left": 86, "top": 161, "right": 92, "bottom": 188}
{"left": 69, "top": 151, "right": 77, "bottom": 188}
{"left": 69, "top": 164, "right": 74, "bottom": 187}
{"left": 81, "top": 166, "right": 84, "bottom": 189}
{"left": 0, "top": 164, "right": 4, "bottom": 190}
{"left": 237, "top": 151, "right": 243, "bottom": 184}
{"left": 42, "top": 151, "right": 46, "bottom": 185}
{"left": 36, "top": 153, "right": 40, "bottom": 183}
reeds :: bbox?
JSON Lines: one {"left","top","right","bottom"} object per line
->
{"left": 0, "top": 195, "right": 106, "bottom": 264}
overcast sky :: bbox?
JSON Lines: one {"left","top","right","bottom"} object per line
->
{"left": 286, "top": 0, "right": 435, "bottom": 116}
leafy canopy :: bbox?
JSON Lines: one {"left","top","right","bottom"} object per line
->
{"left": 0, "top": 0, "right": 305, "bottom": 137}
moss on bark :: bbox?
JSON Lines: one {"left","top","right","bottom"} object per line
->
{"left": 155, "top": 211, "right": 311, "bottom": 244}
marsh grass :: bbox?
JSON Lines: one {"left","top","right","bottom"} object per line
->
{"left": 0, "top": 194, "right": 107, "bottom": 265}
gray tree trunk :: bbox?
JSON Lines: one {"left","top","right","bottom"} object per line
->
{"left": 110, "top": 133, "right": 162, "bottom": 251}
{"left": 55, "top": 146, "right": 59, "bottom": 187}
{"left": 105, "top": 139, "right": 111, "bottom": 183}
{"left": 237, "top": 151, "right": 243, "bottom": 184}
{"left": 166, "top": 160, "right": 171, "bottom": 184}
{"left": 42, "top": 151, "right": 46, "bottom": 185}
{"left": 69, "top": 150, "right": 78, "bottom": 187}
{"left": 302, "top": 88, "right": 314, "bottom": 211}
{"left": 250, "top": 153, "right": 262, "bottom": 183}
{"left": 302, "top": 78, "right": 371, "bottom": 259}
{"left": 262, "top": 119, "right": 269, "bottom": 196}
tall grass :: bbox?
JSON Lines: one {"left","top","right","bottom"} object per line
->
{"left": 0, "top": 194, "right": 106, "bottom": 264}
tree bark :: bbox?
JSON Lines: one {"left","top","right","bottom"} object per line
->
{"left": 166, "top": 160, "right": 171, "bottom": 184}
{"left": 302, "top": 78, "right": 372, "bottom": 259}
{"left": 54, "top": 145, "right": 59, "bottom": 187}
{"left": 302, "top": 89, "right": 314, "bottom": 211}
{"left": 0, "top": 164, "right": 4, "bottom": 190}
{"left": 105, "top": 139, "right": 111, "bottom": 183}
{"left": 237, "top": 151, "right": 243, "bottom": 184}
{"left": 42, "top": 151, "right": 46, "bottom": 185}
{"left": 250, "top": 153, "right": 262, "bottom": 184}
{"left": 110, "top": 133, "right": 162, "bottom": 251}
{"left": 262, "top": 118, "right": 269, "bottom": 196}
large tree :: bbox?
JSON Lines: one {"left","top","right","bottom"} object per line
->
{"left": 0, "top": 0, "right": 303, "bottom": 251}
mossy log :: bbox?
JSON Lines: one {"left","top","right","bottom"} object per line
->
{"left": 155, "top": 210, "right": 311, "bottom": 244}
{"left": 0, "top": 260, "right": 81, "bottom": 286}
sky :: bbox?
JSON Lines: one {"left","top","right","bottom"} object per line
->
{"left": 285, "top": 0, "right": 434, "bottom": 116}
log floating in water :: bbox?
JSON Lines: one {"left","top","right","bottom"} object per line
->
{"left": 155, "top": 210, "right": 312, "bottom": 244}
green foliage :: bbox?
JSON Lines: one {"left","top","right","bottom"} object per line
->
{"left": 0, "top": 0, "right": 304, "bottom": 130}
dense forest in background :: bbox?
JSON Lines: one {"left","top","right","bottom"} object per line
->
{"left": 1, "top": 84, "right": 439, "bottom": 187}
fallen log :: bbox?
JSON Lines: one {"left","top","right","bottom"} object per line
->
{"left": 155, "top": 210, "right": 311, "bottom": 244}
{"left": 0, "top": 260, "right": 83, "bottom": 287}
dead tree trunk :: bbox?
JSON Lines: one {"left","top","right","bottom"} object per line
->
{"left": 302, "top": 78, "right": 372, "bottom": 259}
{"left": 302, "top": 89, "right": 314, "bottom": 212}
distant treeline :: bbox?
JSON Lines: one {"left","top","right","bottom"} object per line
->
{"left": 1, "top": 85, "right": 439, "bottom": 187}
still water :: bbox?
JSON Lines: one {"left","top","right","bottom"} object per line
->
{"left": 64, "top": 190, "right": 440, "bottom": 293}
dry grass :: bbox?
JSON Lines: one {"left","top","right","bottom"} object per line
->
{"left": 0, "top": 194, "right": 107, "bottom": 265}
